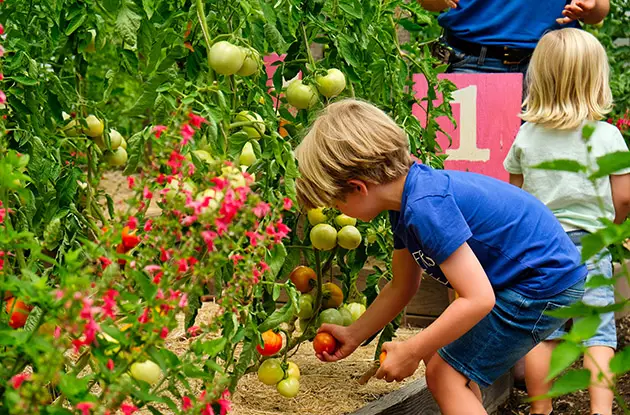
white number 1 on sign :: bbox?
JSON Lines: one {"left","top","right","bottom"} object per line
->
{"left": 445, "top": 85, "right": 490, "bottom": 162}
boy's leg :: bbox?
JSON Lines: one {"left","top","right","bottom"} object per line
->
{"left": 425, "top": 353, "right": 487, "bottom": 414}
{"left": 584, "top": 345, "right": 615, "bottom": 415}
{"left": 524, "top": 341, "right": 556, "bottom": 415}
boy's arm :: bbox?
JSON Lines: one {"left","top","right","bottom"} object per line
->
{"left": 509, "top": 173, "right": 524, "bottom": 188}
{"left": 611, "top": 174, "right": 630, "bottom": 223}
{"left": 376, "top": 242, "right": 495, "bottom": 381}
{"left": 317, "top": 248, "right": 422, "bottom": 362}
{"left": 417, "top": 0, "right": 458, "bottom": 12}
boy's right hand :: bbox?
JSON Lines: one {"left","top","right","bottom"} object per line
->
{"left": 316, "top": 324, "right": 360, "bottom": 362}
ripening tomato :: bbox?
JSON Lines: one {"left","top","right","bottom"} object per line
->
{"left": 313, "top": 332, "right": 337, "bottom": 355}
{"left": 121, "top": 226, "right": 141, "bottom": 250}
{"left": 256, "top": 330, "right": 283, "bottom": 356}
{"left": 6, "top": 298, "right": 32, "bottom": 329}
{"left": 257, "top": 358, "right": 284, "bottom": 385}
{"left": 276, "top": 377, "right": 300, "bottom": 398}
{"left": 379, "top": 351, "right": 387, "bottom": 366}
{"left": 321, "top": 282, "right": 343, "bottom": 309}
{"left": 289, "top": 266, "right": 316, "bottom": 293}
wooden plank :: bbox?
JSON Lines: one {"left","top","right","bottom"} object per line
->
{"left": 350, "top": 372, "right": 512, "bottom": 415}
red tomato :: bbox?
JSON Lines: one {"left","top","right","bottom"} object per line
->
{"left": 6, "top": 298, "right": 32, "bottom": 329}
{"left": 256, "top": 330, "right": 283, "bottom": 356}
{"left": 313, "top": 332, "right": 337, "bottom": 355}
{"left": 122, "top": 226, "right": 141, "bottom": 250}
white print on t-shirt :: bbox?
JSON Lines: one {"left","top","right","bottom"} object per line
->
{"left": 412, "top": 249, "right": 451, "bottom": 286}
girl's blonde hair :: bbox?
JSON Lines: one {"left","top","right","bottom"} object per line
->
{"left": 295, "top": 99, "right": 413, "bottom": 210}
{"left": 521, "top": 28, "right": 612, "bottom": 130}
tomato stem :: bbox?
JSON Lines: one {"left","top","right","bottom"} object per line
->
{"left": 195, "top": 0, "right": 215, "bottom": 83}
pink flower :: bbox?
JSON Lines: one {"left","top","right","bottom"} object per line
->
{"left": 0, "top": 73, "right": 4, "bottom": 81}
{"left": 127, "top": 176, "right": 135, "bottom": 190}
{"left": 159, "top": 326, "right": 169, "bottom": 339}
{"left": 245, "top": 231, "right": 264, "bottom": 247}
{"left": 107, "top": 359, "right": 114, "bottom": 371}
{"left": 10, "top": 373, "right": 30, "bottom": 389}
{"left": 0, "top": 90, "right": 6, "bottom": 105}
{"left": 259, "top": 261, "right": 270, "bottom": 273}
{"left": 0, "top": 24, "right": 5, "bottom": 35}
{"left": 153, "top": 125, "right": 167, "bottom": 138}
{"left": 182, "top": 396, "right": 193, "bottom": 410}
{"left": 156, "top": 288, "right": 165, "bottom": 300}
{"left": 230, "top": 254, "right": 244, "bottom": 265}
{"left": 176, "top": 258, "right": 189, "bottom": 273}
{"left": 201, "top": 404, "right": 215, "bottom": 415}
{"left": 127, "top": 216, "right": 139, "bottom": 230}
{"left": 187, "top": 326, "right": 201, "bottom": 337}
{"left": 201, "top": 230, "right": 218, "bottom": 252}
{"left": 143, "top": 219, "right": 153, "bottom": 232}
{"left": 99, "top": 256, "right": 112, "bottom": 270}
{"left": 143, "top": 186, "right": 153, "bottom": 199}
{"left": 54, "top": 326, "right": 62, "bottom": 339}
{"left": 189, "top": 113, "right": 207, "bottom": 129}
{"left": 178, "top": 293, "right": 188, "bottom": 308}
{"left": 180, "top": 215, "right": 197, "bottom": 226}
{"left": 76, "top": 402, "right": 95, "bottom": 415}
{"left": 121, "top": 403, "right": 138, "bottom": 415}
{"left": 253, "top": 202, "right": 271, "bottom": 218}
{"left": 217, "top": 389, "right": 232, "bottom": 415}
{"left": 283, "top": 197, "right": 293, "bottom": 210}
{"left": 180, "top": 124, "right": 195, "bottom": 146}
{"left": 138, "top": 308, "right": 150, "bottom": 324}
{"left": 0, "top": 45, "right": 5, "bottom": 58}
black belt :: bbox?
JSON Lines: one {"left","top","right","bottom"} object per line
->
{"left": 445, "top": 33, "right": 534, "bottom": 64}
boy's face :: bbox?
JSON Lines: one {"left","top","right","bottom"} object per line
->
{"left": 334, "top": 181, "right": 381, "bottom": 222}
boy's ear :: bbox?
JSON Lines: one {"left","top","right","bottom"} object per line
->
{"left": 347, "top": 179, "right": 369, "bottom": 195}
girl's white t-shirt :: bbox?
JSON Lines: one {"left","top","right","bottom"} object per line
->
{"left": 504, "top": 121, "right": 630, "bottom": 233}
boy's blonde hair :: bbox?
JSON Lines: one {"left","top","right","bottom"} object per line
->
{"left": 521, "top": 28, "right": 612, "bottom": 130}
{"left": 295, "top": 99, "right": 413, "bottom": 210}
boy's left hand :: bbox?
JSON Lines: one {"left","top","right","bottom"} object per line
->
{"left": 374, "top": 340, "right": 421, "bottom": 382}
{"left": 556, "top": 0, "right": 595, "bottom": 24}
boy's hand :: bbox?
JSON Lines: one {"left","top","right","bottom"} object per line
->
{"left": 375, "top": 340, "right": 421, "bottom": 382}
{"left": 316, "top": 324, "right": 360, "bottom": 362}
{"left": 556, "top": 0, "right": 595, "bottom": 24}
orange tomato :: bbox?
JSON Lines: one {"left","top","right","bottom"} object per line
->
{"left": 116, "top": 243, "right": 127, "bottom": 266}
{"left": 6, "top": 298, "right": 32, "bottom": 329}
{"left": 289, "top": 266, "right": 316, "bottom": 294}
{"left": 379, "top": 351, "right": 387, "bottom": 365}
{"left": 313, "top": 332, "right": 337, "bottom": 355}
{"left": 278, "top": 119, "right": 290, "bottom": 138}
{"left": 321, "top": 283, "right": 343, "bottom": 309}
{"left": 256, "top": 330, "right": 283, "bottom": 356}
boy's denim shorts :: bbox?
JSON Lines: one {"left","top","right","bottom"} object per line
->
{"left": 438, "top": 279, "right": 584, "bottom": 388}
{"left": 546, "top": 231, "right": 617, "bottom": 349}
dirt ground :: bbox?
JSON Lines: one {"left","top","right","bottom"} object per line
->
{"left": 495, "top": 316, "right": 630, "bottom": 415}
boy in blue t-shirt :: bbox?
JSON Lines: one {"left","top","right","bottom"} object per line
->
{"left": 295, "top": 99, "right": 586, "bottom": 414}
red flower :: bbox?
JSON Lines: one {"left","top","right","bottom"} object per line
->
{"left": 107, "top": 359, "right": 114, "bottom": 371}
{"left": 182, "top": 396, "right": 193, "bottom": 410}
{"left": 189, "top": 112, "right": 207, "bottom": 129}
{"left": 153, "top": 125, "right": 167, "bottom": 138}
{"left": 76, "top": 402, "right": 95, "bottom": 415}
{"left": 121, "top": 403, "right": 138, "bottom": 415}
{"left": 159, "top": 326, "right": 169, "bottom": 339}
{"left": 187, "top": 326, "right": 201, "bottom": 337}
{"left": 138, "top": 307, "right": 151, "bottom": 324}
{"left": 10, "top": 373, "right": 30, "bottom": 389}
{"left": 127, "top": 176, "right": 136, "bottom": 190}
{"left": 181, "top": 124, "right": 195, "bottom": 146}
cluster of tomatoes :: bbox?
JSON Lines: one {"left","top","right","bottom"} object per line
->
{"left": 62, "top": 113, "right": 129, "bottom": 167}
{"left": 255, "top": 330, "right": 301, "bottom": 398}
{"left": 307, "top": 209, "right": 363, "bottom": 251}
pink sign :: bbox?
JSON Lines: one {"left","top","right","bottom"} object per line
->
{"left": 413, "top": 73, "right": 523, "bottom": 182}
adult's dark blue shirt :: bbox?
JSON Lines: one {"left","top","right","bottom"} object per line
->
{"left": 389, "top": 163, "right": 586, "bottom": 298}
{"left": 438, "top": 0, "right": 579, "bottom": 49}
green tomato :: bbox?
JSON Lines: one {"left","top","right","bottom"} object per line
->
{"left": 317, "top": 308, "right": 343, "bottom": 327}
{"left": 339, "top": 307, "right": 353, "bottom": 326}
{"left": 286, "top": 79, "right": 318, "bottom": 110}
{"left": 236, "top": 47, "right": 261, "bottom": 76}
{"left": 307, "top": 207, "right": 327, "bottom": 226}
{"left": 315, "top": 68, "right": 346, "bottom": 98}
{"left": 277, "top": 377, "right": 300, "bottom": 398}
{"left": 119, "top": 137, "right": 127, "bottom": 150}
{"left": 257, "top": 358, "right": 284, "bottom": 385}
{"left": 310, "top": 223, "right": 337, "bottom": 251}
{"left": 105, "top": 147, "right": 128, "bottom": 167}
{"left": 297, "top": 294, "right": 315, "bottom": 319}
{"left": 335, "top": 214, "right": 357, "bottom": 227}
{"left": 130, "top": 360, "right": 162, "bottom": 385}
{"left": 345, "top": 302, "right": 366, "bottom": 322}
{"left": 192, "top": 149, "right": 213, "bottom": 164}
{"left": 286, "top": 361, "right": 300, "bottom": 379}
{"left": 84, "top": 115, "right": 104, "bottom": 137}
{"left": 209, "top": 41, "right": 245, "bottom": 75}
{"left": 337, "top": 225, "right": 362, "bottom": 250}
{"left": 235, "top": 111, "right": 265, "bottom": 138}
{"left": 239, "top": 141, "right": 257, "bottom": 167}
{"left": 108, "top": 129, "right": 123, "bottom": 150}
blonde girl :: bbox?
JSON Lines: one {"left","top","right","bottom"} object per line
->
{"left": 504, "top": 28, "right": 630, "bottom": 415}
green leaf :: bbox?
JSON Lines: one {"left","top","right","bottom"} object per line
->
{"left": 23, "top": 306, "right": 43, "bottom": 333}
{"left": 125, "top": 74, "right": 168, "bottom": 116}
{"left": 58, "top": 373, "right": 91, "bottom": 399}
{"left": 338, "top": 36, "right": 360, "bottom": 68}
{"left": 265, "top": 243, "right": 287, "bottom": 279}
{"left": 338, "top": 0, "right": 363, "bottom": 19}
{"left": 184, "top": 290, "right": 201, "bottom": 330}
{"left": 545, "top": 369, "right": 591, "bottom": 397}
{"left": 142, "top": 0, "right": 155, "bottom": 19}
{"left": 65, "top": 13, "right": 87, "bottom": 36}
{"left": 547, "top": 341, "right": 584, "bottom": 380}
{"left": 227, "top": 131, "right": 251, "bottom": 160}
{"left": 609, "top": 345, "right": 630, "bottom": 375}
{"left": 10, "top": 76, "right": 38, "bottom": 86}
{"left": 589, "top": 151, "right": 630, "bottom": 179}
{"left": 258, "top": 302, "right": 294, "bottom": 332}
{"left": 201, "top": 337, "right": 227, "bottom": 357}
{"left": 55, "top": 168, "right": 81, "bottom": 207}
{"left": 264, "top": 23, "right": 288, "bottom": 54}
{"left": 123, "top": 130, "right": 146, "bottom": 174}
{"left": 231, "top": 335, "right": 256, "bottom": 390}
{"left": 398, "top": 18, "right": 426, "bottom": 31}
{"left": 116, "top": 6, "right": 142, "bottom": 47}
{"left": 533, "top": 159, "right": 586, "bottom": 173}
{"left": 581, "top": 124, "right": 596, "bottom": 139}
{"left": 584, "top": 274, "right": 615, "bottom": 289}
{"left": 563, "top": 314, "right": 601, "bottom": 343}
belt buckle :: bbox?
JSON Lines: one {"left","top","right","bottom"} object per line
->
{"left": 503, "top": 46, "right": 520, "bottom": 65}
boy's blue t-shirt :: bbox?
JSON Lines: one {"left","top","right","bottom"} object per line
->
{"left": 438, "top": 0, "right": 579, "bottom": 49}
{"left": 389, "top": 164, "right": 586, "bottom": 298}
